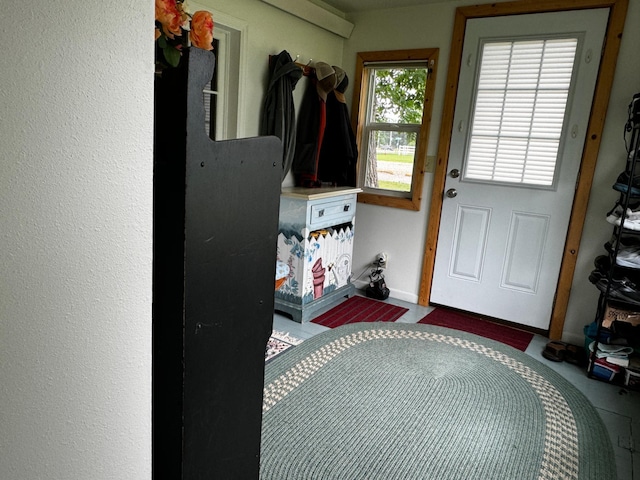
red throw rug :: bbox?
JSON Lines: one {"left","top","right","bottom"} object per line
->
{"left": 418, "top": 308, "right": 534, "bottom": 351}
{"left": 312, "top": 296, "right": 408, "bottom": 328}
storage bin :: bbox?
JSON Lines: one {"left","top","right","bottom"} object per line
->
{"left": 589, "top": 358, "right": 621, "bottom": 382}
{"left": 624, "top": 368, "right": 640, "bottom": 388}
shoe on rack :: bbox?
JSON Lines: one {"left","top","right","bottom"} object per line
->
{"left": 594, "top": 254, "right": 611, "bottom": 273}
{"left": 593, "top": 254, "right": 640, "bottom": 284}
{"left": 588, "top": 268, "right": 605, "bottom": 285}
{"left": 605, "top": 277, "right": 640, "bottom": 305}
{"left": 589, "top": 269, "right": 640, "bottom": 304}
{"left": 606, "top": 206, "right": 640, "bottom": 230}
{"left": 616, "top": 246, "right": 640, "bottom": 268}
{"left": 605, "top": 235, "right": 640, "bottom": 254}
{"left": 609, "top": 204, "right": 640, "bottom": 219}
{"left": 613, "top": 171, "right": 640, "bottom": 196}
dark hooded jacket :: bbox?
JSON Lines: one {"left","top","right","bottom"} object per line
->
{"left": 261, "top": 50, "right": 302, "bottom": 181}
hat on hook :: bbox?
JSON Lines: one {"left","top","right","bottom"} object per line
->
{"left": 313, "top": 61, "right": 337, "bottom": 101}
{"left": 314, "top": 61, "right": 335, "bottom": 81}
{"left": 331, "top": 66, "right": 349, "bottom": 103}
{"left": 332, "top": 66, "right": 346, "bottom": 87}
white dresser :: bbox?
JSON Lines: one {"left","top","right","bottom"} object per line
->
{"left": 275, "top": 186, "right": 361, "bottom": 322}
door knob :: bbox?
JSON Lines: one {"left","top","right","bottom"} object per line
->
{"left": 449, "top": 168, "right": 460, "bottom": 178}
{"left": 446, "top": 188, "right": 457, "bottom": 198}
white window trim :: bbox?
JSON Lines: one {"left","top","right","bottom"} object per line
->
{"left": 352, "top": 48, "right": 438, "bottom": 211}
{"left": 359, "top": 62, "right": 429, "bottom": 198}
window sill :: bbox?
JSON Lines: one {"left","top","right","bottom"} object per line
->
{"left": 357, "top": 191, "right": 421, "bottom": 211}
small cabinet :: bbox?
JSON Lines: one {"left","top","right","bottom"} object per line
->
{"left": 275, "top": 186, "right": 361, "bottom": 322}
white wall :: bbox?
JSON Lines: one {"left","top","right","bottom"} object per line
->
{"left": 342, "top": 0, "right": 640, "bottom": 343}
{"left": 203, "top": 0, "right": 346, "bottom": 151}
{"left": 0, "top": 1, "right": 153, "bottom": 479}
{"left": 342, "top": 2, "right": 460, "bottom": 302}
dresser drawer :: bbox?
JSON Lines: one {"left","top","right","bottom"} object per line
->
{"left": 309, "top": 197, "right": 356, "bottom": 227}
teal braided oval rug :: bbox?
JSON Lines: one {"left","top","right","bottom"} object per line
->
{"left": 260, "top": 323, "right": 615, "bottom": 480}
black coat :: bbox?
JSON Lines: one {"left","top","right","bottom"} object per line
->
{"left": 317, "top": 79, "right": 357, "bottom": 187}
{"left": 261, "top": 50, "right": 302, "bottom": 181}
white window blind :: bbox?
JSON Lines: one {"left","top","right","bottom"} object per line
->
{"left": 465, "top": 38, "right": 578, "bottom": 186}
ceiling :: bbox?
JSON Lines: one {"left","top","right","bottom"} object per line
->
{"left": 320, "top": 0, "right": 454, "bottom": 13}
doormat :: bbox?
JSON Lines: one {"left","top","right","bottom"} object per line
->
{"left": 266, "top": 330, "right": 303, "bottom": 363}
{"left": 418, "top": 308, "right": 534, "bottom": 352}
{"left": 312, "top": 295, "right": 408, "bottom": 328}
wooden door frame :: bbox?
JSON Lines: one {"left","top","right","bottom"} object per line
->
{"left": 418, "top": 0, "right": 629, "bottom": 339}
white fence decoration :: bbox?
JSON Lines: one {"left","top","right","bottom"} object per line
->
{"left": 276, "top": 226, "right": 354, "bottom": 305}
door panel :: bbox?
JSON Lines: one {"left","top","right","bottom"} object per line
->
{"left": 501, "top": 212, "right": 549, "bottom": 293}
{"left": 450, "top": 205, "right": 491, "bottom": 281}
{"left": 431, "top": 8, "right": 609, "bottom": 329}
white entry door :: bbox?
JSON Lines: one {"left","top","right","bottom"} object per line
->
{"left": 431, "top": 9, "right": 608, "bottom": 329}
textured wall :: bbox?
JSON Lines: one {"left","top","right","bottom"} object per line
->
{"left": 0, "top": 1, "right": 153, "bottom": 479}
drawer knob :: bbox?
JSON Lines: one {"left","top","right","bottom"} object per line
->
{"left": 343, "top": 205, "right": 350, "bottom": 212}
{"left": 318, "top": 209, "right": 325, "bottom": 217}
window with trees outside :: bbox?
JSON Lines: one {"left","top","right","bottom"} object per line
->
{"left": 352, "top": 49, "right": 438, "bottom": 210}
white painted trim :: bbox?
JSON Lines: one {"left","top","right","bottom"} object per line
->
{"left": 213, "top": 29, "right": 230, "bottom": 140}
{"left": 260, "top": 0, "right": 354, "bottom": 38}
{"left": 235, "top": 24, "right": 249, "bottom": 138}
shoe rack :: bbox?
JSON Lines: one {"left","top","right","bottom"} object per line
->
{"left": 587, "top": 92, "right": 640, "bottom": 387}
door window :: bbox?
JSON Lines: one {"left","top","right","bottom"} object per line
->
{"left": 465, "top": 37, "right": 578, "bottom": 188}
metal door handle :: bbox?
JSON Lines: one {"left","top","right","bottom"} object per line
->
{"left": 449, "top": 168, "right": 460, "bottom": 178}
{"left": 446, "top": 188, "right": 457, "bottom": 198}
